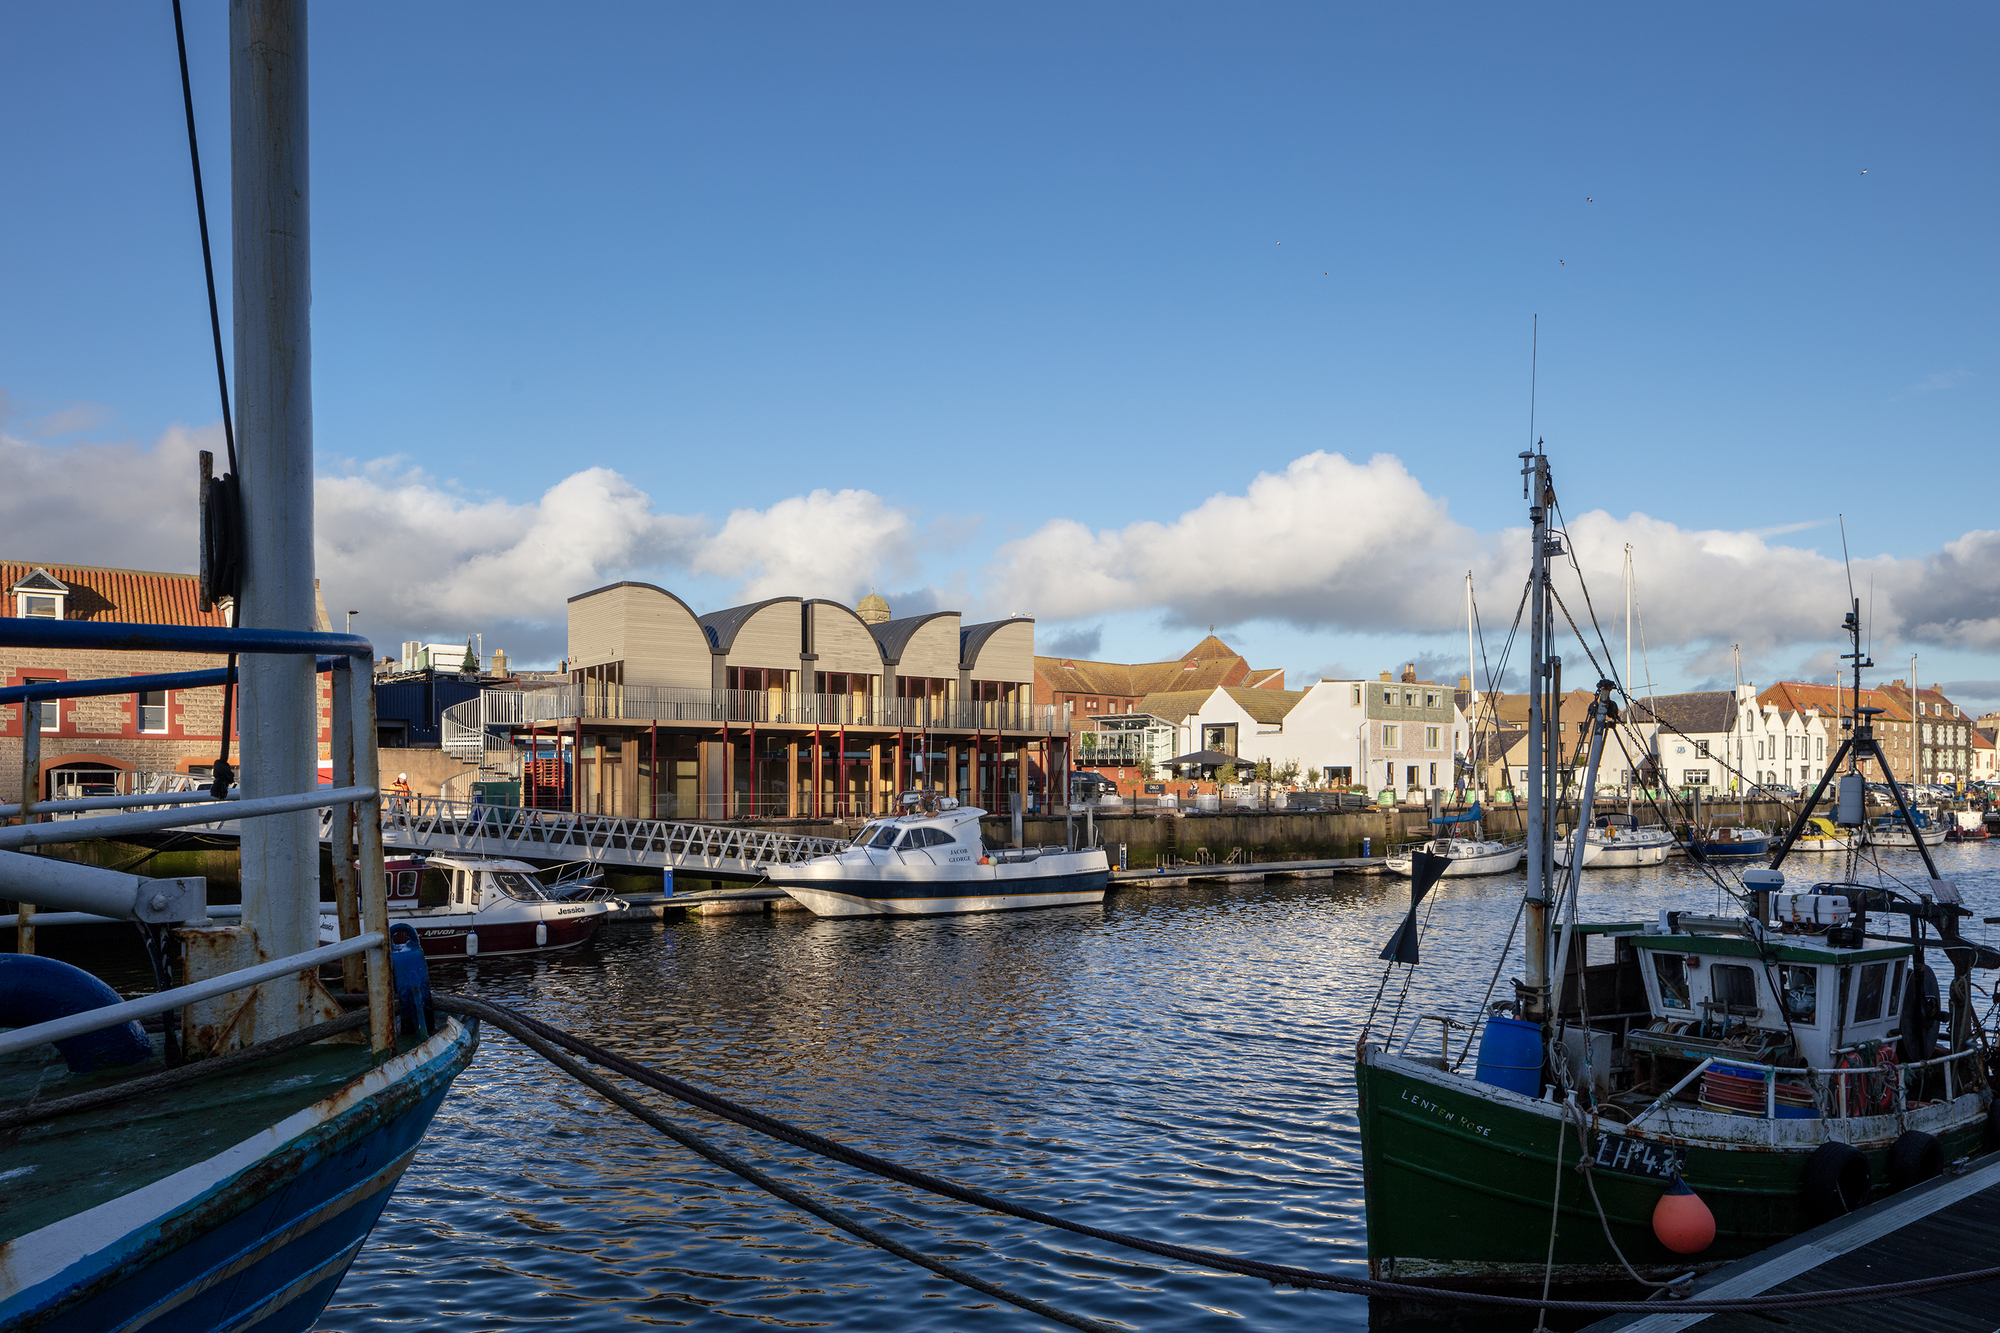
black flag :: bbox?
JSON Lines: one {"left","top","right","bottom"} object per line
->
{"left": 1379, "top": 850, "right": 1451, "bottom": 965}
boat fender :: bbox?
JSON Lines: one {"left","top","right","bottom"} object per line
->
{"left": 465, "top": 930, "right": 479, "bottom": 958}
{"left": 1899, "top": 963, "right": 1941, "bottom": 1064}
{"left": 1651, "top": 1176, "right": 1715, "bottom": 1254}
{"left": 388, "top": 922, "right": 434, "bottom": 1037}
{"left": 535, "top": 921, "right": 548, "bottom": 947}
{"left": 1887, "top": 1130, "right": 1944, "bottom": 1192}
{"left": 0, "top": 954, "right": 152, "bottom": 1073}
{"left": 1801, "top": 1141, "right": 1871, "bottom": 1221}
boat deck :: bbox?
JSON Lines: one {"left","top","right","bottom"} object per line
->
{"left": 1, "top": 1031, "right": 381, "bottom": 1245}
{"left": 1586, "top": 1146, "right": 2000, "bottom": 1332}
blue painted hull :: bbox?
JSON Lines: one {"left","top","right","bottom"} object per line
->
{"left": 3, "top": 1019, "right": 477, "bottom": 1333}
{"left": 1689, "top": 837, "right": 1770, "bottom": 862}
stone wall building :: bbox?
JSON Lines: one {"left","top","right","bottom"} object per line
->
{"left": 2, "top": 561, "right": 333, "bottom": 804}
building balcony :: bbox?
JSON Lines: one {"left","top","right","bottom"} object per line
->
{"left": 443, "top": 686, "right": 1068, "bottom": 757}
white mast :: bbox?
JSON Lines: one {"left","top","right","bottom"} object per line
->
{"left": 233, "top": 0, "right": 318, "bottom": 1036}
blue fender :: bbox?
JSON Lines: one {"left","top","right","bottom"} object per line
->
{"left": 0, "top": 954, "right": 153, "bottom": 1072}
{"left": 388, "top": 922, "right": 433, "bottom": 1036}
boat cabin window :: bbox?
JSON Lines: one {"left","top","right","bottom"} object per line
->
{"left": 1708, "top": 963, "right": 1759, "bottom": 1016}
{"left": 391, "top": 870, "right": 420, "bottom": 900}
{"left": 867, "top": 824, "right": 904, "bottom": 849}
{"left": 1853, "top": 962, "right": 1888, "bottom": 1022}
{"left": 1887, "top": 961, "right": 1905, "bottom": 1017}
{"left": 489, "top": 872, "right": 548, "bottom": 902}
{"left": 1780, "top": 965, "right": 1818, "bottom": 1023}
{"left": 419, "top": 868, "right": 450, "bottom": 908}
{"left": 454, "top": 870, "right": 470, "bottom": 905}
{"left": 1656, "top": 954, "right": 1690, "bottom": 1010}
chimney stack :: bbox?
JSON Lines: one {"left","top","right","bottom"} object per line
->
{"left": 1402, "top": 663, "right": 1418, "bottom": 683}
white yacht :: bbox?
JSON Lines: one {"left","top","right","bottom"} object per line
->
{"left": 770, "top": 794, "right": 1110, "bottom": 916}
{"left": 1383, "top": 835, "right": 1526, "bottom": 878}
{"left": 1552, "top": 812, "right": 1673, "bottom": 868}
{"left": 1869, "top": 807, "right": 1947, "bottom": 849}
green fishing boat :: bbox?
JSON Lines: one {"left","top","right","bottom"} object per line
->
{"left": 1357, "top": 450, "right": 1999, "bottom": 1286}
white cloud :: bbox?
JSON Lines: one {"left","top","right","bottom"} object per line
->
{"left": 984, "top": 450, "right": 2000, "bottom": 677}
{"left": 0, "top": 420, "right": 206, "bottom": 572}
{"left": 989, "top": 451, "right": 1483, "bottom": 631}
{"left": 693, "top": 488, "right": 918, "bottom": 604}
{"left": 0, "top": 421, "right": 927, "bottom": 663}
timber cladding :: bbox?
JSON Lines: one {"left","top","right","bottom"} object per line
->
{"left": 964, "top": 620, "right": 1034, "bottom": 685}
{"left": 894, "top": 616, "right": 961, "bottom": 680}
{"left": 806, "top": 601, "right": 882, "bottom": 677}
{"left": 724, "top": 601, "right": 803, "bottom": 672}
{"left": 566, "top": 582, "right": 710, "bottom": 688}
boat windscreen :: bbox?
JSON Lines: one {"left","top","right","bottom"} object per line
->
{"left": 489, "top": 872, "right": 549, "bottom": 902}
{"left": 867, "top": 824, "right": 904, "bottom": 849}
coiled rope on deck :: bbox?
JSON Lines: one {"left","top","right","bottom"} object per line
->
{"left": 441, "top": 994, "right": 2000, "bottom": 1315}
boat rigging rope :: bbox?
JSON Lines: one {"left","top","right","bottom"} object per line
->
{"left": 170, "top": 0, "right": 244, "bottom": 801}
{"left": 440, "top": 994, "right": 2000, "bottom": 1314}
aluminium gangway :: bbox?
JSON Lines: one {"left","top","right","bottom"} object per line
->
{"left": 345, "top": 795, "right": 849, "bottom": 877}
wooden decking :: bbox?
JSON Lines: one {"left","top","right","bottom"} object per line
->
{"left": 1588, "top": 1146, "right": 2000, "bottom": 1332}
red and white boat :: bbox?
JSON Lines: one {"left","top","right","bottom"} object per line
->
{"left": 319, "top": 854, "right": 623, "bottom": 958}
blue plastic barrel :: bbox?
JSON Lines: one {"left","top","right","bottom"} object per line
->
{"left": 1474, "top": 1017, "right": 1544, "bottom": 1097}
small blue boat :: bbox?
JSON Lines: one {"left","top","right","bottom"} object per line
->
{"left": 1687, "top": 823, "right": 1772, "bottom": 862}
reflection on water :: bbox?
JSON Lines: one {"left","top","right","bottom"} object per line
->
{"left": 318, "top": 846, "right": 2000, "bottom": 1332}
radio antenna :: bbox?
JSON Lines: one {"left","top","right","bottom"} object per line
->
{"left": 1527, "top": 314, "right": 1539, "bottom": 453}
{"left": 1837, "top": 514, "right": 1856, "bottom": 604}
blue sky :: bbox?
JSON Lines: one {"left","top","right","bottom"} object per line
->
{"left": 2, "top": 4, "right": 1995, "bottom": 704}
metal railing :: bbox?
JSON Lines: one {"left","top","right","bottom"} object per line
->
{"left": 372, "top": 793, "right": 850, "bottom": 873}
{"left": 443, "top": 686, "right": 1072, "bottom": 756}
{"left": 1, "top": 620, "right": 397, "bottom": 1057}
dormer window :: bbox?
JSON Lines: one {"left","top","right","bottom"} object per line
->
{"left": 11, "top": 568, "right": 70, "bottom": 620}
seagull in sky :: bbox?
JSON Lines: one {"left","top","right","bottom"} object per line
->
{"left": 1861, "top": 168, "right": 1869, "bottom": 175}
{"left": 1586, "top": 196, "right": 1594, "bottom": 202}
{"left": 1559, "top": 260, "right": 1566, "bottom": 266}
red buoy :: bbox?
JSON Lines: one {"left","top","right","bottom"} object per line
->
{"left": 1652, "top": 1176, "right": 1716, "bottom": 1254}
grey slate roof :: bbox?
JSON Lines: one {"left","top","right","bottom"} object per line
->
{"left": 1629, "top": 691, "right": 1738, "bottom": 735}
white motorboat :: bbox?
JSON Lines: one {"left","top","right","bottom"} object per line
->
{"left": 1552, "top": 813, "right": 1672, "bottom": 868}
{"left": 317, "top": 854, "right": 624, "bottom": 958}
{"left": 769, "top": 794, "right": 1109, "bottom": 916}
{"left": 1869, "top": 807, "right": 1947, "bottom": 849}
{"left": 1384, "top": 836, "right": 1525, "bottom": 877}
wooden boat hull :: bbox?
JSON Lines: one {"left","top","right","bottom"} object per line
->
{"left": 1, "top": 1017, "right": 478, "bottom": 1332}
{"left": 1356, "top": 1044, "right": 1991, "bottom": 1284}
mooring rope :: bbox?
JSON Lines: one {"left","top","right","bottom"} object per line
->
{"left": 440, "top": 993, "right": 2000, "bottom": 1315}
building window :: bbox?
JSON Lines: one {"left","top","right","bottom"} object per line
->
{"left": 1351, "top": 685, "right": 1362, "bottom": 706}
{"left": 1696, "top": 741, "right": 1710, "bottom": 758}
{"left": 1381, "top": 724, "right": 1399, "bottom": 747}
{"left": 1382, "top": 690, "right": 1394, "bottom": 706}
{"left": 138, "top": 690, "right": 168, "bottom": 733}
{"left": 1425, "top": 691, "right": 1438, "bottom": 707}
{"left": 19, "top": 594, "right": 59, "bottom": 618}
{"left": 1425, "top": 726, "right": 1441, "bottom": 750}
{"left": 1684, "top": 768, "right": 1710, "bottom": 785}
{"left": 23, "top": 677, "right": 59, "bottom": 733}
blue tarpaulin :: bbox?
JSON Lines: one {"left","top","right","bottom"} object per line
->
{"left": 1431, "top": 804, "right": 1483, "bottom": 825}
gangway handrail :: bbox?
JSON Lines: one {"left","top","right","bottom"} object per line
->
{"left": 0, "top": 786, "right": 375, "bottom": 849}
{"left": 0, "top": 788, "right": 242, "bottom": 819}
{"left": 0, "top": 933, "right": 384, "bottom": 1057}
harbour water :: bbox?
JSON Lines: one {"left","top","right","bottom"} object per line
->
{"left": 315, "top": 845, "right": 2000, "bottom": 1332}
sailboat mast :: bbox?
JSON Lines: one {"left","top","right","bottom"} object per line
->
{"left": 1522, "top": 451, "right": 1550, "bottom": 1020}
{"left": 1465, "top": 571, "right": 1477, "bottom": 795}
{"left": 233, "top": 0, "right": 319, "bottom": 1031}
{"left": 1624, "top": 545, "right": 1634, "bottom": 819}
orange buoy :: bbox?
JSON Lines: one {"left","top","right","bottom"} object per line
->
{"left": 1652, "top": 1176, "right": 1716, "bottom": 1254}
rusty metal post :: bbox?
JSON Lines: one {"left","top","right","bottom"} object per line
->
{"left": 348, "top": 653, "right": 394, "bottom": 1055}
{"left": 329, "top": 660, "right": 364, "bottom": 995}
{"left": 16, "top": 700, "right": 40, "bottom": 954}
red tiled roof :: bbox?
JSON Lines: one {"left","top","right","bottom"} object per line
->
{"left": 1, "top": 560, "right": 226, "bottom": 628}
